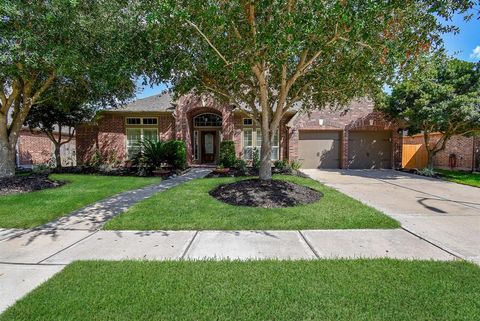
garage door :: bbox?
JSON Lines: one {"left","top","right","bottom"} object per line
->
{"left": 348, "top": 131, "right": 392, "bottom": 169}
{"left": 298, "top": 131, "right": 341, "bottom": 169}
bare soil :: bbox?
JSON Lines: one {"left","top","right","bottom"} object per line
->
{"left": 209, "top": 179, "right": 323, "bottom": 208}
{"left": 0, "top": 175, "right": 65, "bottom": 196}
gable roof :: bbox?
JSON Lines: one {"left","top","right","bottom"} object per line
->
{"left": 114, "top": 92, "right": 175, "bottom": 112}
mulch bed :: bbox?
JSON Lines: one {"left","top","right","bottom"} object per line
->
{"left": 0, "top": 175, "right": 65, "bottom": 196}
{"left": 209, "top": 179, "right": 323, "bottom": 208}
{"left": 205, "top": 168, "right": 308, "bottom": 178}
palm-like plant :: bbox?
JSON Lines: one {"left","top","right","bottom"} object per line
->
{"left": 133, "top": 139, "right": 165, "bottom": 169}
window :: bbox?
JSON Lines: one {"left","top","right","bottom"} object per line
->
{"left": 243, "top": 129, "right": 253, "bottom": 160}
{"left": 193, "top": 113, "right": 222, "bottom": 127}
{"left": 193, "top": 131, "right": 199, "bottom": 160}
{"left": 243, "top": 129, "right": 279, "bottom": 160}
{"left": 142, "top": 118, "right": 158, "bottom": 125}
{"left": 126, "top": 117, "right": 141, "bottom": 125}
{"left": 126, "top": 128, "right": 158, "bottom": 159}
{"left": 271, "top": 131, "right": 279, "bottom": 161}
{"left": 243, "top": 118, "right": 253, "bottom": 126}
{"left": 126, "top": 117, "right": 158, "bottom": 125}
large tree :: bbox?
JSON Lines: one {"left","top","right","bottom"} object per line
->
{"left": 384, "top": 55, "right": 480, "bottom": 169}
{"left": 24, "top": 74, "right": 136, "bottom": 168}
{"left": 0, "top": 0, "right": 149, "bottom": 177}
{"left": 145, "top": 0, "right": 474, "bottom": 180}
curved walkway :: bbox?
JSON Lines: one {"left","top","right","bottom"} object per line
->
{"left": 0, "top": 168, "right": 473, "bottom": 313}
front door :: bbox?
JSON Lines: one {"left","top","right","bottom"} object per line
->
{"left": 201, "top": 131, "right": 216, "bottom": 163}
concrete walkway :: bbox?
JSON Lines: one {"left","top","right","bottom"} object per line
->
{"left": 0, "top": 228, "right": 455, "bottom": 312}
{"left": 0, "top": 168, "right": 211, "bottom": 312}
{"left": 0, "top": 168, "right": 472, "bottom": 313}
{"left": 302, "top": 169, "right": 480, "bottom": 265}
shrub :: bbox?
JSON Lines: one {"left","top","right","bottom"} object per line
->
{"left": 416, "top": 167, "right": 436, "bottom": 177}
{"left": 234, "top": 158, "right": 247, "bottom": 173}
{"left": 290, "top": 160, "right": 302, "bottom": 170}
{"left": 141, "top": 139, "right": 165, "bottom": 169}
{"left": 252, "top": 147, "right": 260, "bottom": 170}
{"left": 164, "top": 140, "right": 187, "bottom": 169}
{"left": 274, "top": 159, "right": 289, "bottom": 171}
{"left": 219, "top": 140, "right": 236, "bottom": 168}
{"left": 88, "top": 150, "right": 104, "bottom": 168}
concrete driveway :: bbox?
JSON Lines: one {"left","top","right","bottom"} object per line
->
{"left": 303, "top": 169, "right": 480, "bottom": 265}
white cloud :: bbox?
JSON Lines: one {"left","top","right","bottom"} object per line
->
{"left": 470, "top": 46, "right": 480, "bottom": 59}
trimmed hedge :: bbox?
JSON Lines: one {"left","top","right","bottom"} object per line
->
{"left": 164, "top": 140, "right": 187, "bottom": 169}
{"left": 219, "top": 140, "right": 236, "bottom": 167}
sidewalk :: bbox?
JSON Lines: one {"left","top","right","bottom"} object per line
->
{"left": 0, "top": 228, "right": 456, "bottom": 313}
{"left": 0, "top": 168, "right": 465, "bottom": 313}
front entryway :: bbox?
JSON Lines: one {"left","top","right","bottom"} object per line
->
{"left": 201, "top": 131, "right": 217, "bottom": 163}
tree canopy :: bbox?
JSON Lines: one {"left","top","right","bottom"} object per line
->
{"left": 145, "top": 0, "right": 475, "bottom": 179}
{"left": 0, "top": 0, "right": 150, "bottom": 177}
{"left": 384, "top": 55, "right": 480, "bottom": 168}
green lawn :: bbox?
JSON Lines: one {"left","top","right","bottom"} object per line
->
{"left": 0, "top": 174, "right": 160, "bottom": 228}
{"left": 2, "top": 260, "right": 479, "bottom": 321}
{"left": 105, "top": 175, "right": 399, "bottom": 230}
{"left": 437, "top": 169, "right": 480, "bottom": 188}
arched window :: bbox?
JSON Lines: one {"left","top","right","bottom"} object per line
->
{"left": 193, "top": 113, "right": 222, "bottom": 127}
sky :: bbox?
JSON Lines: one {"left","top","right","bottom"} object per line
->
{"left": 135, "top": 10, "right": 480, "bottom": 99}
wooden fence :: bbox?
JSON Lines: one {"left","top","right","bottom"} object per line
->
{"left": 402, "top": 142, "right": 428, "bottom": 169}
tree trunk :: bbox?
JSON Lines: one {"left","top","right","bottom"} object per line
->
{"left": 54, "top": 143, "right": 62, "bottom": 169}
{"left": 259, "top": 127, "right": 272, "bottom": 180}
{"left": 0, "top": 112, "right": 16, "bottom": 178}
{"left": 0, "top": 135, "right": 15, "bottom": 178}
{"left": 426, "top": 149, "right": 434, "bottom": 170}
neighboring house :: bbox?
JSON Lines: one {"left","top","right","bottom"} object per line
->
{"left": 76, "top": 93, "right": 404, "bottom": 169}
{"left": 403, "top": 133, "right": 480, "bottom": 171}
{"left": 16, "top": 128, "right": 76, "bottom": 168}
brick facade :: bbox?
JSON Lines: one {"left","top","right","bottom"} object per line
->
{"left": 17, "top": 129, "right": 76, "bottom": 167}
{"left": 288, "top": 99, "right": 403, "bottom": 168}
{"left": 403, "top": 133, "right": 480, "bottom": 171}
{"left": 175, "top": 95, "right": 235, "bottom": 164}
{"left": 76, "top": 112, "right": 175, "bottom": 165}
{"left": 76, "top": 95, "right": 405, "bottom": 169}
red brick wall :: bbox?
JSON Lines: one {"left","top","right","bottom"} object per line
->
{"left": 288, "top": 99, "right": 403, "bottom": 168}
{"left": 97, "top": 114, "right": 126, "bottom": 163}
{"left": 76, "top": 113, "right": 176, "bottom": 165}
{"left": 17, "top": 130, "right": 76, "bottom": 166}
{"left": 76, "top": 124, "right": 99, "bottom": 164}
{"left": 17, "top": 130, "right": 53, "bottom": 165}
{"left": 404, "top": 133, "right": 477, "bottom": 171}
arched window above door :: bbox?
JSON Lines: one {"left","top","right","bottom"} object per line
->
{"left": 193, "top": 113, "right": 222, "bottom": 127}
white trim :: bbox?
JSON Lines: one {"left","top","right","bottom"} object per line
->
{"left": 125, "top": 117, "right": 158, "bottom": 125}
{"left": 193, "top": 113, "right": 222, "bottom": 128}
{"left": 125, "top": 127, "right": 159, "bottom": 159}
{"left": 242, "top": 128, "right": 280, "bottom": 160}
{"left": 242, "top": 118, "right": 253, "bottom": 126}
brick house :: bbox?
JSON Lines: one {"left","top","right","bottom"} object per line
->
{"left": 16, "top": 128, "right": 76, "bottom": 168}
{"left": 76, "top": 93, "right": 404, "bottom": 169}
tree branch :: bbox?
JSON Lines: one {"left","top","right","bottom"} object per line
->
{"left": 32, "top": 72, "right": 56, "bottom": 105}
{"left": 186, "top": 19, "right": 230, "bottom": 66}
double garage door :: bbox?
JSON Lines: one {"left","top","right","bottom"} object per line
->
{"left": 298, "top": 130, "right": 392, "bottom": 169}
